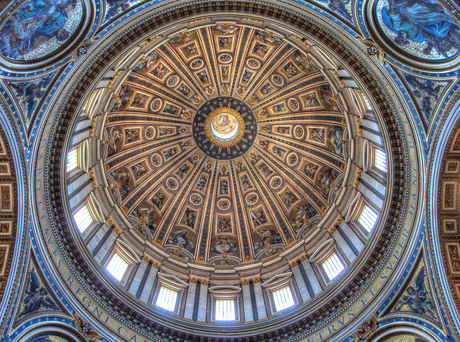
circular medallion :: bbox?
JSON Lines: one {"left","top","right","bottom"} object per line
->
{"left": 190, "top": 194, "right": 203, "bottom": 205}
{"left": 218, "top": 54, "right": 233, "bottom": 63}
{"left": 151, "top": 99, "right": 162, "bottom": 112}
{"left": 271, "top": 74, "right": 284, "bottom": 86}
{"left": 167, "top": 76, "right": 180, "bottom": 87}
{"left": 151, "top": 153, "right": 163, "bottom": 167}
{"left": 217, "top": 199, "right": 231, "bottom": 210}
{"left": 190, "top": 59, "right": 204, "bottom": 69}
{"left": 270, "top": 176, "right": 282, "bottom": 189}
{"left": 294, "top": 125, "right": 304, "bottom": 139}
{"left": 145, "top": 126, "right": 156, "bottom": 140}
{"left": 211, "top": 113, "right": 240, "bottom": 142}
{"left": 167, "top": 177, "right": 178, "bottom": 190}
{"left": 246, "top": 193, "right": 259, "bottom": 205}
{"left": 247, "top": 58, "right": 260, "bottom": 69}
{"left": 193, "top": 97, "right": 257, "bottom": 159}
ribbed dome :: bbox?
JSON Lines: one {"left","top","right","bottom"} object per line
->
{"left": 103, "top": 25, "right": 350, "bottom": 265}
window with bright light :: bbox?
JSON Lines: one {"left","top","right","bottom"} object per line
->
{"left": 67, "top": 148, "right": 79, "bottom": 172}
{"left": 273, "top": 286, "right": 295, "bottom": 311}
{"left": 322, "top": 253, "right": 344, "bottom": 280}
{"left": 360, "top": 93, "right": 372, "bottom": 110}
{"left": 74, "top": 205, "right": 93, "bottom": 233}
{"left": 374, "top": 148, "right": 387, "bottom": 172}
{"left": 215, "top": 299, "right": 236, "bottom": 321}
{"left": 106, "top": 252, "right": 129, "bottom": 281}
{"left": 358, "top": 205, "right": 378, "bottom": 233}
{"left": 156, "top": 286, "right": 178, "bottom": 311}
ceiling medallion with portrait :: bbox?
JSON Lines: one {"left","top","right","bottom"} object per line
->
{"left": 194, "top": 97, "right": 257, "bottom": 159}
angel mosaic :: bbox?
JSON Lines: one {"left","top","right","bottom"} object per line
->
{"left": 254, "top": 30, "right": 283, "bottom": 45}
{"left": 162, "top": 104, "right": 180, "bottom": 116}
{"left": 270, "top": 145, "right": 286, "bottom": 159}
{"left": 250, "top": 208, "right": 268, "bottom": 227}
{"left": 275, "top": 126, "right": 290, "bottom": 135}
{"left": 241, "top": 69, "right": 254, "bottom": 84}
{"left": 106, "top": 126, "right": 123, "bottom": 157}
{"left": 196, "top": 70, "right": 210, "bottom": 84}
{"left": 20, "top": 268, "right": 58, "bottom": 317}
{"left": 125, "top": 128, "right": 140, "bottom": 144}
{"left": 8, "top": 74, "right": 52, "bottom": 119}
{"left": 240, "top": 174, "right": 253, "bottom": 191}
{"left": 176, "top": 83, "right": 192, "bottom": 97}
{"left": 257, "top": 163, "right": 273, "bottom": 178}
{"left": 181, "top": 207, "right": 197, "bottom": 229}
{"left": 319, "top": 85, "right": 338, "bottom": 111}
{"left": 133, "top": 51, "right": 157, "bottom": 71}
{"left": 291, "top": 202, "right": 318, "bottom": 229}
{"left": 404, "top": 74, "right": 443, "bottom": 120}
{"left": 168, "top": 31, "right": 196, "bottom": 45}
{"left": 150, "top": 63, "right": 169, "bottom": 80}
{"left": 112, "top": 85, "right": 134, "bottom": 111}
{"left": 175, "top": 163, "right": 190, "bottom": 179}
{"left": 281, "top": 189, "right": 299, "bottom": 210}
{"left": 195, "top": 175, "right": 208, "bottom": 191}
{"left": 181, "top": 42, "right": 199, "bottom": 58}
{"left": 163, "top": 146, "right": 178, "bottom": 160}
{"left": 217, "top": 215, "right": 232, "bottom": 233}
{"left": 130, "top": 161, "right": 149, "bottom": 180}
{"left": 316, "top": 168, "right": 339, "bottom": 197}
{"left": 328, "top": 126, "right": 344, "bottom": 155}
{"left": 301, "top": 160, "right": 319, "bottom": 180}
{"left": 309, "top": 128, "right": 326, "bottom": 144}
{"left": 151, "top": 190, "right": 167, "bottom": 210}
{"left": 159, "top": 127, "right": 174, "bottom": 136}
{"left": 293, "top": 51, "right": 319, "bottom": 73}
{"left": 131, "top": 94, "right": 147, "bottom": 108}
{"left": 110, "top": 167, "right": 132, "bottom": 200}
{"left": 212, "top": 23, "right": 240, "bottom": 35}
{"left": 271, "top": 103, "right": 287, "bottom": 114}
{"left": 133, "top": 203, "right": 159, "bottom": 234}
{"left": 395, "top": 266, "right": 435, "bottom": 318}
{"left": 220, "top": 179, "right": 229, "bottom": 195}
{"left": 281, "top": 61, "right": 302, "bottom": 79}
{"left": 252, "top": 42, "right": 270, "bottom": 58}
{"left": 302, "top": 92, "right": 320, "bottom": 108}
{"left": 217, "top": 37, "right": 233, "bottom": 50}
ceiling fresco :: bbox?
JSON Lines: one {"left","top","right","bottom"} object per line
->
{"left": 1, "top": 0, "right": 460, "bottom": 340}
{"left": 375, "top": 0, "right": 460, "bottom": 61}
{"left": 0, "top": 0, "right": 84, "bottom": 61}
{"left": 103, "top": 26, "right": 350, "bottom": 264}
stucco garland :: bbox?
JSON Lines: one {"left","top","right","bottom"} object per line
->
{"left": 29, "top": 1, "right": 423, "bottom": 341}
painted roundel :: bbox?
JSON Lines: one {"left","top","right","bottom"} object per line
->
{"left": 374, "top": 0, "right": 460, "bottom": 61}
{"left": 193, "top": 97, "right": 257, "bottom": 159}
{"left": 0, "top": 0, "right": 85, "bottom": 62}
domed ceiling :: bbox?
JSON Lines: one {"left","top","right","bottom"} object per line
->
{"left": 102, "top": 25, "right": 350, "bottom": 265}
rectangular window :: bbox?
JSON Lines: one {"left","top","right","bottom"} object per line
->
{"left": 374, "top": 149, "right": 387, "bottom": 172}
{"left": 74, "top": 205, "right": 93, "bottom": 233}
{"left": 106, "top": 252, "right": 129, "bottom": 281}
{"left": 360, "top": 93, "right": 372, "bottom": 110}
{"left": 156, "top": 286, "right": 178, "bottom": 312}
{"left": 273, "top": 286, "right": 295, "bottom": 311}
{"left": 67, "top": 148, "right": 78, "bottom": 172}
{"left": 322, "top": 253, "right": 344, "bottom": 280}
{"left": 359, "top": 205, "right": 378, "bottom": 232}
{"left": 215, "top": 299, "right": 236, "bottom": 321}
